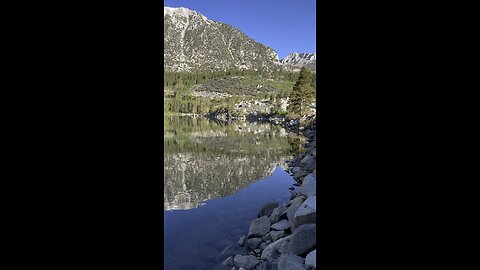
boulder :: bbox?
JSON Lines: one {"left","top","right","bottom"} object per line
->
{"left": 292, "top": 167, "right": 302, "bottom": 174}
{"left": 287, "top": 224, "right": 316, "bottom": 256}
{"left": 294, "top": 196, "right": 316, "bottom": 227}
{"left": 234, "top": 255, "right": 261, "bottom": 270}
{"left": 270, "top": 230, "right": 286, "bottom": 242}
{"left": 298, "top": 174, "right": 316, "bottom": 197}
{"left": 293, "top": 170, "right": 307, "bottom": 179}
{"left": 277, "top": 254, "right": 306, "bottom": 270}
{"left": 248, "top": 216, "right": 271, "bottom": 238}
{"left": 305, "top": 250, "right": 316, "bottom": 269}
{"left": 261, "top": 235, "right": 291, "bottom": 260}
{"left": 286, "top": 197, "right": 305, "bottom": 232}
{"left": 271, "top": 219, "right": 290, "bottom": 231}
{"left": 302, "top": 158, "right": 315, "bottom": 172}
{"left": 300, "top": 154, "right": 313, "bottom": 166}
{"left": 245, "top": 237, "right": 262, "bottom": 250}
{"left": 254, "top": 261, "right": 275, "bottom": 270}
{"left": 258, "top": 201, "right": 279, "bottom": 218}
{"left": 270, "top": 206, "right": 288, "bottom": 224}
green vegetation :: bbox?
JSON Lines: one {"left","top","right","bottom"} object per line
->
{"left": 287, "top": 67, "right": 316, "bottom": 118}
{"left": 164, "top": 68, "right": 316, "bottom": 117}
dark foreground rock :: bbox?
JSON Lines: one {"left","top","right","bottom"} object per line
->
{"left": 287, "top": 224, "right": 316, "bottom": 256}
{"left": 277, "top": 254, "right": 306, "bottom": 270}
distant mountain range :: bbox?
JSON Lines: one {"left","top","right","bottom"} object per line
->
{"left": 164, "top": 7, "right": 316, "bottom": 72}
{"left": 280, "top": 52, "right": 316, "bottom": 71}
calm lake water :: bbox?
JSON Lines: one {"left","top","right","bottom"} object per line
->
{"left": 164, "top": 116, "right": 303, "bottom": 270}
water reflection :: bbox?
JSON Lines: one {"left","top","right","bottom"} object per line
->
{"left": 164, "top": 117, "right": 303, "bottom": 211}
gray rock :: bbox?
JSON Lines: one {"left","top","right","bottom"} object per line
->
{"left": 300, "top": 154, "right": 313, "bottom": 166}
{"left": 248, "top": 216, "right": 271, "bottom": 238}
{"left": 258, "top": 201, "right": 279, "bottom": 218}
{"left": 286, "top": 197, "right": 305, "bottom": 232}
{"left": 239, "top": 236, "right": 247, "bottom": 246}
{"left": 270, "top": 230, "right": 286, "bottom": 242}
{"left": 278, "top": 239, "right": 291, "bottom": 254}
{"left": 255, "top": 261, "right": 276, "bottom": 270}
{"left": 245, "top": 238, "right": 262, "bottom": 250}
{"left": 302, "top": 158, "right": 315, "bottom": 172}
{"left": 305, "top": 250, "right": 316, "bottom": 269}
{"left": 262, "top": 233, "right": 271, "bottom": 242}
{"left": 298, "top": 174, "right": 316, "bottom": 197}
{"left": 254, "top": 248, "right": 261, "bottom": 254}
{"left": 234, "top": 255, "right": 260, "bottom": 270}
{"left": 277, "top": 254, "right": 305, "bottom": 270}
{"left": 259, "top": 242, "right": 267, "bottom": 250}
{"left": 271, "top": 220, "right": 290, "bottom": 231}
{"left": 288, "top": 224, "right": 316, "bottom": 256}
{"left": 273, "top": 206, "right": 288, "bottom": 222}
{"left": 223, "top": 256, "right": 234, "bottom": 267}
{"left": 293, "top": 170, "right": 307, "bottom": 179}
{"left": 261, "top": 236, "right": 291, "bottom": 260}
{"left": 292, "top": 167, "right": 301, "bottom": 174}
{"left": 294, "top": 196, "right": 316, "bottom": 227}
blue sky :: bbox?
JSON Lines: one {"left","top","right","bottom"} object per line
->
{"left": 164, "top": 0, "right": 316, "bottom": 59}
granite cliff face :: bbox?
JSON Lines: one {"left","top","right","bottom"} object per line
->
{"left": 164, "top": 7, "right": 280, "bottom": 72}
{"left": 280, "top": 52, "right": 317, "bottom": 71}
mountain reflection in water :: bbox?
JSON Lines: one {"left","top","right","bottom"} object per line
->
{"left": 164, "top": 116, "right": 303, "bottom": 211}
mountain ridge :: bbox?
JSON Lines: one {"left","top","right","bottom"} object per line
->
{"left": 164, "top": 6, "right": 315, "bottom": 72}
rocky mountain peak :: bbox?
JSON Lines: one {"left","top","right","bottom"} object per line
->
{"left": 280, "top": 52, "right": 316, "bottom": 67}
{"left": 164, "top": 6, "right": 279, "bottom": 72}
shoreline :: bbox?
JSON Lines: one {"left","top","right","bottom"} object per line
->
{"left": 218, "top": 119, "right": 317, "bottom": 270}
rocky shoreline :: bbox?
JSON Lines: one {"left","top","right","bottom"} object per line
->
{"left": 219, "top": 119, "right": 317, "bottom": 270}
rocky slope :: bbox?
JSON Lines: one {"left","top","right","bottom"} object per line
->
{"left": 164, "top": 7, "right": 280, "bottom": 72}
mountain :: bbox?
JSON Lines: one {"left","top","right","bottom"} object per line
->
{"left": 164, "top": 7, "right": 280, "bottom": 72}
{"left": 280, "top": 52, "right": 317, "bottom": 71}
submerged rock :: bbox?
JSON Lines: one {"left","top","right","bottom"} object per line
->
{"left": 239, "top": 236, "right": 247, "bottom": 246}
{"left": 223, "top": 256, "right": 234, "bottom": 267}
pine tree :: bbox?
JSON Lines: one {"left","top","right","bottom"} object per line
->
{"left": 287, "top": 67, "right": 315, "bottom": 117}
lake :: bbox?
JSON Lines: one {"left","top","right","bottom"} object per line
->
{"left": 164, "top": 116, "right": 303, "bottom": 270}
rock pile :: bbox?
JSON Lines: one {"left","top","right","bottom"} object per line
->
{"left": 222, "top": 120, "right": 317, "bottom": 270}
